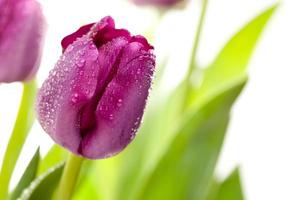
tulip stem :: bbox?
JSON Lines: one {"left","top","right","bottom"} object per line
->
{"left": 188, "top": 0, "right": 208, "bottom": 75}
{"left": 56, "top": 153, "right": 84, "bottom": 200}
{"left": 0, "top": 79, "right": 37, "bottom": 200}
{"left": 184, "top": 0, "right": 209, "bottom": 107}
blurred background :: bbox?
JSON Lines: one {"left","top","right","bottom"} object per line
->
{"left": 0, "top": 0, "right": 291, "bottom": 199}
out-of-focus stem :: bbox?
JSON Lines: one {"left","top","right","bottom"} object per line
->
{"left": 187, "top": 0, "right": 209, "bottom": 78}
{"left": 56, "top": 153, "right": 84, "bottom": 200}
{"left": 184, "top": 0, "right": 209, "bottom": 108}
{"left": 0, "top": 79, "right": 37, "bottom": 200}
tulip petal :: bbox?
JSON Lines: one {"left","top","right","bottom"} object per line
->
{"left": 37, "top": 36, "right": 98, "bottom": 153}
{"left": 61, "top": 23, "right": 94, "bottom": 51}
{"left": 81, "top": 42, "right": 155, "bottom": 159}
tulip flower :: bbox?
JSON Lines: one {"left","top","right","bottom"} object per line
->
{"left": 36, "top": 16, "right": 155, "bottom": 159}
{"left": 133, "top": 0, "right": 183, "bottom": 7}
{"left": 0, "top": 0, "right": 45, "bottom": 83}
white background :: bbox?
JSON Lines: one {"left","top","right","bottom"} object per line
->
{"left": 0, "top": 0, "right": 291, "bottom": 199}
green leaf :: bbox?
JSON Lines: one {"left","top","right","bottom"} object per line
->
{"left": 190, "top": 4, "right": 278, "bottom": 107}
{"left": 136, "top": 80, "right": 246, "bottom": 200}
{"left": 18, "top": 163, "right": 64, "bottom": 200}
{"left": 210, "top": 168, "right": 245, "bottom": 200}
{"left": 9, "top": 148, "right": 40, "bottom": 200}
{"left": 206, "top": 179, "right": 220, "bottom": 200}
{"left": 134, "top": 6, "right": 277, "bottom": 198}
{"left": 38, "top": 145, "right": 68, "bottom": 175}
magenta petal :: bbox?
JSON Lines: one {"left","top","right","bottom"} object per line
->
{"left": 61, "top": 23, "right": 94, "bottom": 51}
{"left": 81, "top": 42, "right": 155, "bottom": 159}
{"left": 37, "top": 36, "right": 100, "bottom": 154}
{"left": 36, "top": 16, "right": 155, "bottom": 159}
{"left": 0, "top": 0, "right": 45, "bottom": 83}
{"left": 94, "top": 28, "right": 130, "bottom": 48}
{"left": 131, "top": 35, "right": 153, "bottom": 51}
{"left": 61, "top": 16, "right": 116, "bottom": 51}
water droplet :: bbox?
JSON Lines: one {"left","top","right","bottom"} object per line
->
{"left": 77, "top": 59, "right": 85, "bottom": 67}
{"left": 116, "top": 99, "right": 122, "bottom": 107}
{"left": 79, "top": 50, "right": 85, "bottom": 56}
{"left": 89, "top": 43, "right": 96, "bottom": 49}
{"left": 99, "top": 105, "right": 108, "bottom": 111}
{"left": 109, "top": 114, "right": 114, "bottom": 120}
{"left": 66, "top": 45, "right": 74, "bottom": 52}
{"left": 71, "top": 93, "right": 79, "bottom": 103}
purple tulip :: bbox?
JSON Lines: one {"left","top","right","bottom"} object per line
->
{"left": 36, "top": 16, "right": 155, "bottom": 159}
{"left": 133, "top": 0, "right": 183, "bottom": 7}
{"left": 0, "top": 0, "right": 45, "bottom": 83}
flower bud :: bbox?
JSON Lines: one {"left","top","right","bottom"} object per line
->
{"left": 0, "top": 0, "right": 45, "bottom": 83}
{"left": 133, "top": 0, "right": 183, "bottom": 8}
{"left": 36, "top": 16, "right": 155, "bottom": 159}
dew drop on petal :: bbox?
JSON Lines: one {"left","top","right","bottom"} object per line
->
{"left": 77, "top": 59, "right": 86, "bottom": 67}
{"left": 117, "top": 99, "right": 122, "bottom": 107}
{"left": 67, "top": 45, "right": 74, "bottom": 52}
{"left": 109, "top": 114, "right": 114, "bottom": 120}
{"left": 71, "top": 93, "right": 79, "bottom": 103}
{"left": 89, "top": 43, "right": 96, "bottom": 49}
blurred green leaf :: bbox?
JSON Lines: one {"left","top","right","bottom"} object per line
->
{"left": 206, "top": 179, "right": 220, "bottom": 200}
{"left": 215, "top": 168, "right": 245, "bottom": 200}
{"left": 18, "top": 163, "right": 64, "bottom": 200}
{"left": 135, "top": 5, "right": 277, "bottom": 199}
{"left": 137, "top": 80, "right": 246, "bottom": 200}
{"left": 121, "top": 4, "right": 277, "bottom": 200}
{"left": 189, "top": 4, "right": 278, "bottom": 107}
{"left": 38, "top": 145, "right": 67, "bottom": 175}
{"left": 208, "top": 168, "right": 245, "bottom": 200}
{"left": 9, "top": 148, "right": 40, "bottom": 200}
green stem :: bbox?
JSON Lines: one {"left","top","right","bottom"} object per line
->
{"left": 0, "top": 79, "right": 37, "bottom": 200}
{"left": 184, "top": 0, "right": 209, "bottom": 107}
{"left": 56, "top": 153, "right": 84, "bottom": 200}
{"left": 187, "top": 0, "right": 209, "bottom": 78}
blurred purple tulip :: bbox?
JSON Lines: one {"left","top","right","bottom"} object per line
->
{"left": 133, "top": 0, "right": 183, "bottom": 7}
{"left": 36, "top": 16, "right": 155, "bottom": 159}
{"left": 0, "top": 0, "right": 45, "bottom": 83}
